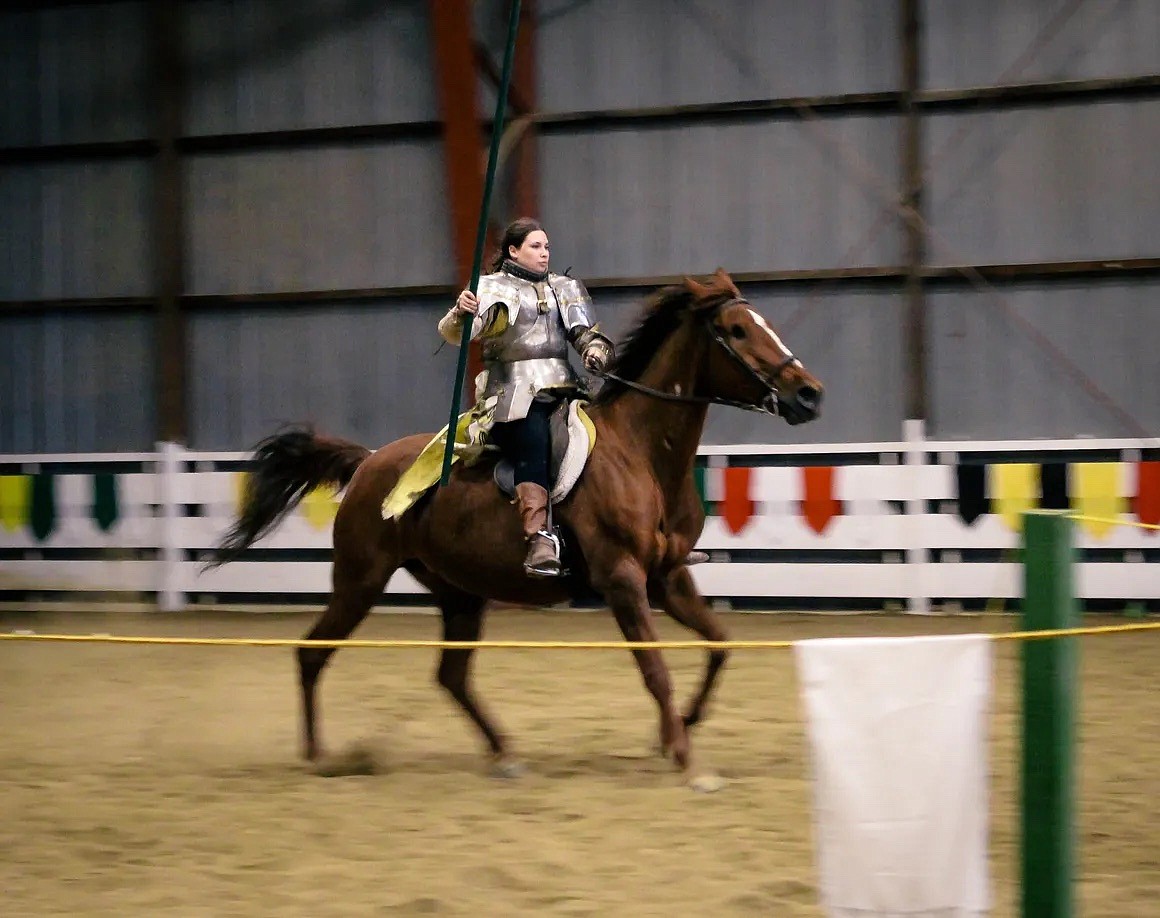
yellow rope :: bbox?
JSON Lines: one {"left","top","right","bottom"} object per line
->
{"left": 2, "top": 621, "right": 1157, "bottom": 651}
{"left": 1065, "top": 513, "right": 1160, "bottom": 532}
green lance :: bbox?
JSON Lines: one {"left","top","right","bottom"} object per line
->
{"left": 439, "top": 0, "right": 523, "bottom": 487}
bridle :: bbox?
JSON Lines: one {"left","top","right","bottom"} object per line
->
{"left": 593, "top": 297, "right": 799, "bottom": 416}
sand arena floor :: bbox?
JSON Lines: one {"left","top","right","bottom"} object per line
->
{"left": 1, "top": 608, "right": 1158, "bottom": 917}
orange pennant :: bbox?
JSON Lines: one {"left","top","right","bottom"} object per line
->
{"left": 721, "top": 466, "right": 755, "bottom": 534}
{"left": 801, "top": 466, "right": 841, "bottom": 535}
{"left": 1137, "top": 462, "right": 1160, "bottom": 531}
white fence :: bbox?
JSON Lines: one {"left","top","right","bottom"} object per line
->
{"left": 1, "top": 423, "right": 1157, "bottom": 612}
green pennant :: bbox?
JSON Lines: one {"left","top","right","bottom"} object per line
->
{"left": 93, "top": 473, "right": 119, "bottom": 532}
{"left": 693, "top": 465, "right": 714, "bottom": 516}
{"left": 30, "top": 473, "right": 57, "bottom": 542}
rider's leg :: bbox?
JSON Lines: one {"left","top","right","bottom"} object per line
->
{"left": 503, "top": 399, "right": 560, "bottom": 577}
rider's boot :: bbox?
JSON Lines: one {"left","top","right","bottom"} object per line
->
{"left": 514, "top": 482, "right": 563, "bottom": 578}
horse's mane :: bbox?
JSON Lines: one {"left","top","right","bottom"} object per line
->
{"left": 592, "top": 275, "right": 739, "bottom": 406}
{"left": 590, "top": 284, "right": 692, "bottom": 405}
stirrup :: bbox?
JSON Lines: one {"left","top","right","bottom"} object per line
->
{"left": 524, "top": 529, "right": 563, "bottom": 578}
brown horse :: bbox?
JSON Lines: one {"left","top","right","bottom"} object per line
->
{"left": 208, "top": 268, "right": 823, "bottom": 783}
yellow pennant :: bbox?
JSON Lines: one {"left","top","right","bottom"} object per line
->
{"left": 234, "top": 472, "right": 250, "bottom": 516}
{"left": 301, "top": 483, "right": 340, "bottom": 530}
{"left": 0, "top": 475, "right": 32, "bottom": 532}
{"left": 990, "top": 463, "right": 1038, "bottom": 532}
{"left": 1073, "top": 462, "right": 1125, "bottom": 540}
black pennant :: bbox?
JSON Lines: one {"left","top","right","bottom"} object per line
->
{"left": 955, "top": 462, "right": 989, "bottom": 525}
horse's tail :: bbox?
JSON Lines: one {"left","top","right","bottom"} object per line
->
{"left": 204, "top": 425, "right": 371, "bottom": 569}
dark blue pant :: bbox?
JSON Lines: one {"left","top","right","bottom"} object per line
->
{"left": 490, "top": 398, "right": 553, "bottom": 490}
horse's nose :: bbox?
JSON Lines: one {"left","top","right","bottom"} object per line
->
{"left": 796, "top": 384, "right": 821, "bottom": 414}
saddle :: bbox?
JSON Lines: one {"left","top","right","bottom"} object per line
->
{"left": 492, "top": 398, "right": 576, "bottom": 500}
{"left": 380, "top": 397, "right": 594, "bottom": 523}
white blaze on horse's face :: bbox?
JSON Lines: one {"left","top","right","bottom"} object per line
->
{"left": 746, "top": 308, "right": 794, "bottom": 364}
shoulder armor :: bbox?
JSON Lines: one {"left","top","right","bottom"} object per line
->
{"left": 548, "top": 274, "right": 594, "bottom": 330}
{"left": 476, "top": 272, "right": 529, "bottom": 327}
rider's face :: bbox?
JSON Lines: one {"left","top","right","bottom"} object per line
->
{"left": 509, "top": 230, "right": 550, "bottom": 274}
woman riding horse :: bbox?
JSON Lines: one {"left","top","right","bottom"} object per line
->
{"left": 438, "top": 217, "right": 614, "bottom": 578}
{"left": 209, "top": 269, "right": 824, "bottom": 786}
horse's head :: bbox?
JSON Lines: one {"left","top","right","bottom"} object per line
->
{"left": 685, "top": 269, "right": 823, "bottom": 425}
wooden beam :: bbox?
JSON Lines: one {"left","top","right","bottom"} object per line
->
{"left": 149, "top": 0, "right": 187, "bottom": 444}
{"left": 428, "top": 0, "right": 488, "bottom": 393}
{"left": 901, "top": 0, "right": 927, "bottom": 422}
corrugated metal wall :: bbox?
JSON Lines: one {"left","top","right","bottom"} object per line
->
{"left": 1, "top": 0, "right": 1157, "bottom": 452}
{"left": 925, "top": 102, "right": 1159, "bottom": 265}
{"left": 185, "top": 143, "right": 450, "bottom": 295}
{"left": 928, "top": 280, "right": 1160, "bottom": 440}
{"left": 188, "top": 299, "right": 460, "bottom": 449}
{"left": 923, "top": 0, "right": 1160, "bottom": 89}
{"left": 539, "top": 116, "right": 903, "bottom": 278}
{"left": 0, "top": 311, "right": 154, "bottom": 452}
{"left": 535, "top": 0, "right": 901, "bottom": 108}
{"left": 0, "top": 4, "right": 150, "bottom": 146}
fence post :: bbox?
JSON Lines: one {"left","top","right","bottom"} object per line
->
{"left": 903, "top": 418, "right": 930, "bottom": 614}
{"left": 1021, "top": 510, "right": 1078, "bottom": 918}
{"left": 157, "top": 441, "right": 185, "bottom": 612}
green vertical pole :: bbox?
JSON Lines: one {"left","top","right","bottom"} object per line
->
{"left": 439, "top": 0, "right": 523, "bottom": 487}
{"left": 1021, "top": 510, "right": 1078, "bottom": 918}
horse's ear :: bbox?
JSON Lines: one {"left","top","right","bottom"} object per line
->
{"left": 713, "top": 266, "right": 739, "bottom": 294}
{"left": 683, "top": 275, "right": 710, "bottom": 299}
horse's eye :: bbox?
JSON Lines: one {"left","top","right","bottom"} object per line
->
{"left": 730, "top": 324, "right": 746, "bottom": 339}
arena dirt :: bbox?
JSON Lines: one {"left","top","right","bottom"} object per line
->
{"left": 2, "top": 609, "right": 1157, "bottom": 916}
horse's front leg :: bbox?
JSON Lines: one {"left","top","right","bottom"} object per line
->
{"left": 649, "top": 564, "right": 729, "bottom": 731}
{"left": 593, "top": 557, "right": 689, "bottom": 770}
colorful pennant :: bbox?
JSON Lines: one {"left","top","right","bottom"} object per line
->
{"left": 29, "top": 473, "right": 57, "bottom": 542}
{"left": 301, "top": 483, "right": 340, "bottom": 530}
{"left": 92, "top": 473, "right": 119, "bottom": 532}
{"left": 801, "top": 465, "right": 842, "bottom": 535}
{"left": 1073, "top": 462, "right": 1125, "bottom": 539}
{"left": 692, "top": 465, "right": 714, "bottom": 516}
{"left": 954, "top": 463, "right": 989, "bottom": 525}
{"left": 1137, "top": 462, "right": 1160, "bottom": 530}
{"left": 0, "top": 475, "right": 31, "bottom": 532}
{"left": 1039, "top": 462, "right": 1069, "bottom": 510}
{"left": 721, "top": 466, "right": 755, "bottom": 535}
{"left": 989, "top": 463, "right": 1037, "bottom": 533}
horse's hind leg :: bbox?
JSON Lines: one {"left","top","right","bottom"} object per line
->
{"left": 297, "top": 553, "right": 394, "bottom": 761}
{"left": 420, "top": 578, "right": 516, "bottom": 774}
{"left": 649, "top": 565, "right": 729, "bottom": 731}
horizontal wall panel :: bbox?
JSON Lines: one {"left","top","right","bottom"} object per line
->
{"left": 184, "top": 142, "right": 449, "bottom": 295}
{"left": 188, "top": 299, "right": 461, "bottom": 450}
{"left": 0, "top": 312, "right": 155, "bottom": 453}
{"left": 538, "top": 0, "right": 901, "bottom": 111}
{"left": 924, "top": 0, "right": 1160, "bottom": 91}
{"left": 927, "top": 280, "right": 1160, "bottom": 440}
{"left": 925, "top": 100, "right": 1160, "bottom": 265}
{"left": 0, "top": 161, "right": 152, "bottom": 300}
{"left": 540, "top": 116, "right": 903, "bottom": 279}
{"left": 184, "top": 0, "right": 437, "bottom": 135}
{"left": 0, "top": 2, "right": 149, "bottom": 147}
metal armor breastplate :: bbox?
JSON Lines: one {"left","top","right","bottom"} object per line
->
{"left": 476, "top": 273, "right": 582, "bottom": 422}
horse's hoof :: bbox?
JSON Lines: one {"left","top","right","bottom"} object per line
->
{"left": 490, "top": 756, "right": 526, "bottom": 780}
{"left": 688, "top": 772, "right": 726, "bottom": 794}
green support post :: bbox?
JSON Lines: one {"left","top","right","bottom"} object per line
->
{"left": 1021, "top": 510, "right": 1079, "bottom": 918}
